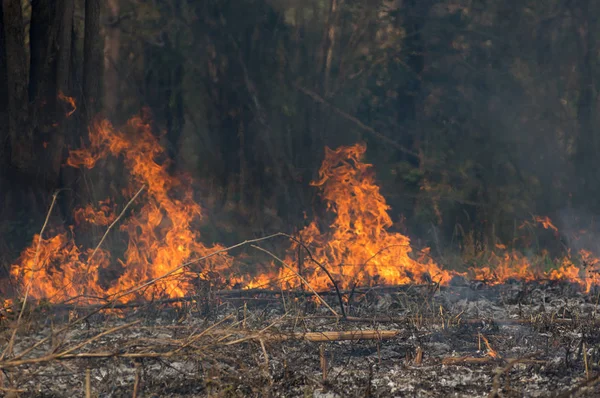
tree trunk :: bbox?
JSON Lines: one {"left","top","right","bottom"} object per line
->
{"left": 0, "top": 3, "right": 8, "bottom": 194}
{"left": 573, "top": 1, "right": 598, "bottom": 209}
{"left": 103, "top": 0, "right": 121, "bottom": 117}
{"left": 54, "top": 0, "right": 75, "bottom": 201}
{"left": 2, "top": 0, "right": 31, "bottom": 171}
{"left": 396, "top": 0, "right": 427, "bottom": 153}
{"left": 322, "top": 0, "right": 341, "bottom": 96}
{"left": 56, "top": 0, "right": 74, "bottom": 95}
{"left": 29, "top": 0, "right": 73, "bottom": 195}
{"left": 83, "top": 0, "right": 102, "bottom": 121}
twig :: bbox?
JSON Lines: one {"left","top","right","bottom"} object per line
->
{"left": 132, "top": 363, "right": 140, "bottom": 398}
{"left": 4, "top": 234, "right": 287, "bottom": 364}
{"left": 87, "top": 185, "right": 145, "bottom": 265}
{"left": 0, "top": 321, "right": 139, "bottom": 368}
{"left": 109, "top": 233, "right": 287, "bottom": 302}
{"left": 294, "top": 83, "right": 419, "bottom": 160}
{"left": 442, "top": 356, "right": 500, "bottom": 365}
{"left": 251, "top": 245, "right": 339, "bottom": 317}
{"left": 488, "top": 352, "right": 544, "bottom": 398}
{"left": 556, "top": 373, "right": 600, "bottom": 398}
{"left": 1, "top": 191, "right": 59, "bottom": 361}
{"left": 280, "top": 233, "right": 347, "bottom": 318}
{"left": 85, "top": 368, "right": 91, "bottom": 398}
{"left": 56, "top": 321, "right": 140, "bottom": 357}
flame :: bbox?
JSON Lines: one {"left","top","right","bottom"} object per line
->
{"left": 11, "top": 114, "right": 235, "bottom": 303}
{"left": 9, "top": 125, "right": 600, "bottom": 303}
{"left": 58, "top": 91, "right": 77, "bottom": 118}
{"left": 74, "top": 200, "right": 117, "bottom": 226}
{"left": 266, "top": 144, "right": 600, "bottom": 293}
{"left": 480, "top": 334, "right": 500, "bottom": 359}
{"left": 274, "top": 143, "right": 453, "bottom": 290}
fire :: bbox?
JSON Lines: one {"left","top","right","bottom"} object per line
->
{"left": 58, "top": 91, "right": 77, "bottom": 118}
{"left": 479, "top": 333, "right": 500, "bottom": 359}
{"left": 74, "top": 200, "right": 117, "bottom": 226}
{"left": 8, "top": 117, "right": 600, "bottom": 304}
{"left": 266, "top": 143, "right": 600, "bottom": 292}
{"left": 11, "top": 114, "right": 234, "bottom": 303}
{"left": 274, "top": 143, "right": 453, "bottom": 290}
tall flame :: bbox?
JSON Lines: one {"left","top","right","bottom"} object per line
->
{"left": 9, "top": 122, "right": 600, "bottom": 303}
{"left": 276, "top": 143, "right": 453, "bottom": 289}
{"left": 12, "top": 115, "right": 234, "bottom": 303}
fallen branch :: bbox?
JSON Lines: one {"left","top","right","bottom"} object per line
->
{"left": 488, "top": 352, "right": 545, "bottom": 398}
{"left": 442, "top": 356, "right": 500, "bottom": 365}
{"left": 283, "top": 329, "right": 398, "bottom": 342}
{"left": 442, "top": 355, "right": 546, "bottom": 367}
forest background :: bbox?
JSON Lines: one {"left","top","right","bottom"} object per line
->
{"left": 1, "top": 0, "right": 599, "bottom": 275}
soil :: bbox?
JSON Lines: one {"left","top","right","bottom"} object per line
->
{"left": 2, "top": 281, "right": 600, "bottom": 397}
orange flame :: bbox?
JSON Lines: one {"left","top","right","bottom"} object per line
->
{"left": 480, "top": 334, "right": 500, "bottom": 359}
{"left": 274, "top": 143, "right": 453, "bottom": 290}
{"left": 9, "top": 126, "right": 600, "bottom": 303}
{"left": 12, "top": 115, "right": 235, "bottom": 303}
{"left": 58, "top": 91, "right": 77, "bottom": 118}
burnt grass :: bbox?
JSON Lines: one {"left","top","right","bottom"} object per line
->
{"left": 2, "top": 281, "right": 600, "bottom": 397}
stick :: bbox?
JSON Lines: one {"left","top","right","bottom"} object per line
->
{"left": 262, "top": 330, "right": 399, "bottom": 342}
{"left": 251, "top": 244, "right": 339, "bottom": 317}
{"left": 5, "top": 234, "right": 288, "bottom": 364}
{"left": 85, "top": 368, "right": 91, "bottom": 398}
{"left": 87, "top": 185, "right": 145, "bottom": 265}
{"left": 279, "top": 233, "right": 347, "bottom": 319}
{"left": 488, "top": 352, "right": 545, "bottom": 398}
{"left": 1, "top": 191, "right": 59, "bottom": 361}
{"left": 294, "top": 83, "right": 419, "bottom": 159}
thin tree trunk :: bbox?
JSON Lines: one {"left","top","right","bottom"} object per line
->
{"left": 53, "top": 0, "right": 74, "bottom": 174}
{"left": 83, "top": 0, "right": 102, "bottom": 121}
{"left": 322, "top": 0, "right": 341, "bottom": 95}
{"left": 573, "top": 1, "right": 598, "bottom": 208}
{"left": 0, "top": 3, "right": 9, "bottom": 190}
{"left": 56, "top": 0, "right": 74, "bottom": 95}
{"left": 0, "top": 3, "right": 8, "bottom": 151}
{"left": 29, "top": 0, "right": 67, "bottom": 193}
{"left": 103, "top": 0, "right": 120, "bottom": 116}
{"left": 395, "top": 0, "right": 428, "bottom": 165}
{"left": 2, "top": 0, "right": 31, "bottom": 170}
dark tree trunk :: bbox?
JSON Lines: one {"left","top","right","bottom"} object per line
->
{"left": 573, "top": 1, "right": 599, "bottom": 210}
{"left": 55, "top": 0, "right": 76, "bottom": 222}
{"left": 0, "top": 4, "right": 8, "bottom": 170}
{"left": 165, "top": 60, "right": 184, "bottom": 167}
{"left": 29, "top": 0, "right": 63, "bottom": 193}
{"left": 56, "top": 0, "right": 74, "bottom": 96}
{"left": 2, "top": 0, "right": 31, "bottom": 171}
{"left": 0, "top": 4, "right": 9, "bottom": 204}
{"left": 83, "top": 0, "right": 102, "bottom": 121}
{"left": 143, "top": 36, "right": 184, "bottom": 167}
{"left": 395, "top": 0, "right": 428, "bottom": 165}
{"left": 103, "top": 0, "right": 121, "bottom": 117}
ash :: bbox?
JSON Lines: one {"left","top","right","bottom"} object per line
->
{"left": 2, "top": 281, "right": 600, "bottom": 397}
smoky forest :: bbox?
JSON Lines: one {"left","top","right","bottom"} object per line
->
{"left": 2, "top": 1, "right": 600, "bottom": 397}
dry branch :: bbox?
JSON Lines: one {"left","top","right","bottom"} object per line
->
{"left": 268, "top": 329, "right": 399, "bottom": 342}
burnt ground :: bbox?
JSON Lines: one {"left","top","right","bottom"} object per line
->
{"left": 2, "top": 281, "right": 600, "bottom": 397}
